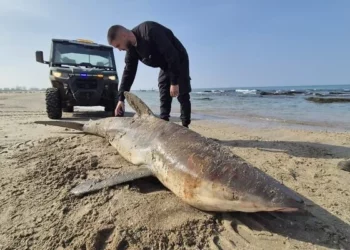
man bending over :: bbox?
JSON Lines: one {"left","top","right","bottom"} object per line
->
{"left": 107, "top": 21, "right": 192, "bottom": 128}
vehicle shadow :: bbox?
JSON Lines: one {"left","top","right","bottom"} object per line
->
{"left": 211, "top": 139, "right": 350, "bottom": 159}
{"left": 61, "top": 111, "right": 135, "bottom": 122}
{"left": 61, "top": 111, "right": 183, "bottom": 123}
{"left": 221, "top": 193, "right": 350, "bottom": 249}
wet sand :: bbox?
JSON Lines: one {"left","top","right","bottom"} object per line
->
{"left": 0, "top": 92, "right": 349, "bottom": 249}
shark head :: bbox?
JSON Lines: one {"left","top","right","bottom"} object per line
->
{"left": 185, "top": 173, "right": 305, "bottom": 213}
{"left": 195, "top": 166, "right": 305, "bottom": 213}
{"left": 226, "top": 178, "right": 305, "bottom": 213}
{"left": 183, "top": 149, "right": 305, "bottom": 213}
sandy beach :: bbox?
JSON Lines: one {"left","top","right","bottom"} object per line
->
{"left": 0, "top": 92, "right": 349, "bottom": 250}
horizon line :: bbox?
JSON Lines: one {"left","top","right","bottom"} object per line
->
{"left": 0, "top": 83, "right": 349, "bottom": 91}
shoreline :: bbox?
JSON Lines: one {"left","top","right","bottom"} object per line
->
{"left": 1, "top": 90, "right": 349, "bottom": 133}
{"left": 75, "top": 106, "right": 350, "bottom": 133}
{"left": 1, "top": 91, "right": 349, "bottom": 134}
{"left": 172, "top": 110, "right": 350, "bottom": 133}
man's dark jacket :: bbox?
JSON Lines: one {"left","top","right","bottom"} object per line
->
{"left": 118, "top": 21, "right": 190, "bottom": 102}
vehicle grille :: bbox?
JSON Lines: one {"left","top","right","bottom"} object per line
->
{"left": 76, "top": 79, "right": 98, "bottom": 89}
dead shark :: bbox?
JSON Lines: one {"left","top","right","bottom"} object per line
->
{"left": 35, "top": 91, "right": 305, "bottom": 213}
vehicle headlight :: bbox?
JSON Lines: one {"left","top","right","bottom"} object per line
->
{"left": 52, "top": 71, "right": 62, "bottom": 77}
{"left": 52, "top": 71, "right": 69, "bottom": 78}
{"left": 108, "top": 75, "right": 116, "bottom": 81}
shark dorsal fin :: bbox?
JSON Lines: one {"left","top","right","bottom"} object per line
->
{"left": 124, "top": 91, "right": 155, "bottom": 117}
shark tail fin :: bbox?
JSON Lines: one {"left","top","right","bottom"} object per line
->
{"left": 124, "top": 91, "right": 155, "bottom": 117}
{"left": 34, "top": 121, "right": 85, "bottom": 131}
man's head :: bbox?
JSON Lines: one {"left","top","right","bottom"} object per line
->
{"left": 107, "top": 25, "right": 135, "bottom": 51}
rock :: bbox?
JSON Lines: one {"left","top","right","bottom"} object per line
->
{"left": 337, "top": 159, "right": 350, "bottom": 172}
{"left": 306, "top": 97, "right": 350, "bottom": 103}
{"left": 62, "top": 206, "right": 70, "bottom": 215}
{"left": 90, "top": 156, "right": 99, "bottom": 168}
{"left": 259, "top": 91, "right": 296, "bottom": 96}
{"left": 80, "top": 173, "right": 87, "bottom": 179}
{"left": 35, "top": 217, "right": 43, "bottom": 223}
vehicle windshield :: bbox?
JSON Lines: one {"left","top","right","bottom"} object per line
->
{"left": 52, "top": 42, "right": 115, "bottom": 69}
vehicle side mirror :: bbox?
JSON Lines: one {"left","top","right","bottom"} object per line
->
{"left": 35, "top": 51, "right": 45, "bottom": 63}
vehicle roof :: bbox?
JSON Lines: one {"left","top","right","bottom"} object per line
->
{"left": 51, "top": 38, "right": 113, "bottom": 49}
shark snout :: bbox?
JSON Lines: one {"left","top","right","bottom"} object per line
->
{"left": 243, "top": 184, "right": 306, "bottom": 213}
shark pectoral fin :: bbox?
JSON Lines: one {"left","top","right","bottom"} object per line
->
{"left": 70, "top": 166, "right": 154, "bottom": 196}
{"left": 124, "top": 91, "right": 155, "bottom": 117}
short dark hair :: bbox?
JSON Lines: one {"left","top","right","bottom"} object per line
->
{"left": 107, "top": 25, "right": 127, "bottom": 44}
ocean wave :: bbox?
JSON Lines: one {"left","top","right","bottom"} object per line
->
{"left": 194, "top": 97, "right": 213, "bottom": 101}
{"left": 191, "top": 86, "right": 350, "bottom": 98}
{"left": 235, "top": 89, "right": 257, "bottom": 94}
{"left": 259, "top": 90, "right": 301, "bottom": 96}
{"left": 194, "top": 90, "right": 225, "bottom": 94}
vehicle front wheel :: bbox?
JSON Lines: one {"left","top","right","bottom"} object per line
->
{"left": 104, "top": 103, "right": 116, "bottom": 116}
{"left": 45, "top": 88, "right": 62, "bottom": 119}
{"left": 104, "top": 89, "right": 117, "bottom": 115}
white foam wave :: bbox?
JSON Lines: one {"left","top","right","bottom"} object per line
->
{"left": 235, "top": 89, "right": 257, "bottom": 94}
{"left": 194, "top": 90, "right": 224, "bottom": 94}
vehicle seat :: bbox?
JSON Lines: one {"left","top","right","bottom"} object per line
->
{"left": 61, "top": 57, "right": 76, "bottom": 64}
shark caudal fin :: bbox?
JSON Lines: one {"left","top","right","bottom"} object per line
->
{"left": 34, "top": 121, "right": 85, "bottom": 131}
{"left": 35, "top": 119, "right": 121, "bottom": 138}
{"left": 124, "top": 91, "right": 155, "bottom": 117}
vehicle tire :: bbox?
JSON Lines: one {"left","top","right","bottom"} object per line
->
{"left": 45, "top": 88, "right": 62, "bottom": 119}
{"left": 104, "top": 88, "right": 117, "bottom": 114}
{"left": 63, "top": 106, "right": 74, "bottom": 112}
{"left": 104, "top": 102, "right": 116, "bottom": 114}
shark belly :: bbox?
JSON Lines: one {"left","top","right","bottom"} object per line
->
{"left": 148, "top": 143, "right": 212, "bottom": 210}
{"left": 109, "top": 135, "right": 151, "bottom": 166}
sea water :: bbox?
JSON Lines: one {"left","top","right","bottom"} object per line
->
{"left": 129, "top": 84, "right": 350, "bottom": 132}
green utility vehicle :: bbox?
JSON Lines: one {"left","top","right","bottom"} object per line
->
{"left": 35, "top": 38, "right": 119, "bottom": 119}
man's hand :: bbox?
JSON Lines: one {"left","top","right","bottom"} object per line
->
{"left": 170, "top": 84, "right": 179, "bottom": 97}
{"left": 115, "top": 101, "right": 125, "bottom": 116}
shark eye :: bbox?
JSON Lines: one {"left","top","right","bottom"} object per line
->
{"left": 222, "top": 187, "right": 239, "bottom": 200}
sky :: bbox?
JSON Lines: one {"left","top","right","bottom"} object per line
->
{"left": 0, "top": 0, "right": 349, "bottom": 90}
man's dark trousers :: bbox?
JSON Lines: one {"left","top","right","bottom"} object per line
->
{"left": 158, "top": 59, "right": 192, "bottom": 127}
